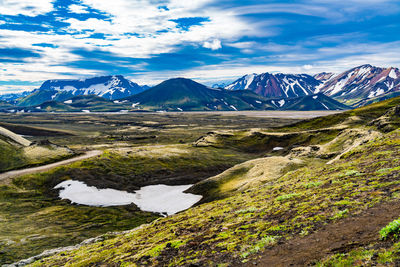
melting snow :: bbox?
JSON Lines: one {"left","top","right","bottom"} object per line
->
{"left": 273, "top": 147, "right": 284, "bottom": 151}
{"left": 229, "top": 105, "right": 237, "bottom": 111}
{"left": 177, "top": 107, "right": 183, "bottom": 111}
{"left": 376, "top": 88, "right": 385, "bottom": 96}
{"left": 82, "top": 110, "right": 90, "bottom": 113}
{"left": 357, "top": 66, "right": 371, "bottom": 77}
{"left": 389, "top": 69, "right": 398, "bottom": 79}
{"left": 368, "top": 88, "right": 385, "bottom": 98}
{"left": 313, "top": 95, "right": 318, "bottom": 99}
{"left": 320, "top": 102, "right": 329, "bottom": 110}
{"left": 131, "top": 102, "right": 140, "bottom": 108}
{"left": 134, "top": 184, "right": 202, "bottom": 215}
{"left": 244, "top": 74, "right": 255, "bottom": 89}
{"left": 277, "top": 99, "right": 285, "bottom": 107}
{"left": 64, "top": 100, "right": 73, "bottom": 104}
{"left": 54, "top": 181, "right": 202, "bottom": 216}
{"left": 255, "top": 100, "right": 262, "bottom": 104}
{"left": 328, "top": 74, "right": 351, "bottom": 95}
{"left": 376, "top": 75, "right": 386, "bottom": 83}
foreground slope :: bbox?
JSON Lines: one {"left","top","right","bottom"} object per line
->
{"left": 1, "top": 113, "right": 298, "bottom": 264}
{"left": 27, "top": 97, "right": 400, "bottom": 266}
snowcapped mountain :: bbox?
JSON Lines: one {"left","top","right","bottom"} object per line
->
{"left": 17, "top": 75, "right": 148, "bottom": 107}
{"left": 225, "top": 74, "right": 257, "bottom": 90}
{"left": 225, "top": 73, "right": 322, "bottom": 98}
{"left": 318, "top": 65, "right": 400, "bottom": 106}
{"left": 313, "top": 72, "right": 335, "bottom": 82}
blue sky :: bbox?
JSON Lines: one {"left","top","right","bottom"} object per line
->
{"left": 0, "top": 0, "right": 400, "bottom": 93}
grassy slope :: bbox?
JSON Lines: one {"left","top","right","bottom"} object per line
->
{"left": 28, "top": 98, "right": 400, "bottom": 266}
{"left": 0, "top": 112, "right": 301, "bottom": 264}
{"left": 29, "top": 129, "right": 400, "bottom": 266}
{"left": 0, "top": 145, "right": 253, "bottom": 264}
{"left": 0, "top": 135, "right": 74, "bottom": 173}
{"left": 0, "top": 138, "right": 26, "bottom": 171}
{"left": 271, "top": 95, "right": 400, "bottom": 133}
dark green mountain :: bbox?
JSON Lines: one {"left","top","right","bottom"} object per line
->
{"left": 17, "top": 89, "right": 56, "bottom": 107}
{"left": 269, "top": 93, "right": 350, "bottom": 111}
{"left": 125, "top": 78, "right": 275, "bottom": 111}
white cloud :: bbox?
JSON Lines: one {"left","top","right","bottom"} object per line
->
{"left": 68, "top": 4, "right": 89, "bottom": 14}
{"left": 0, "top": 0, "right": 269, "bottom": 90}
{"left": 303, "top": 64, "right": 313, "bottom": 70}
{"left": 62, "top": 0, "right": 258, "bottom": 57}
{"left": 203, "top": 39, "right": 221, "bottom": 50}
{"left": 0, "top": 85, "right": 38, "bottom": 94}
{"left": 0, "top": 0, "right": 54, "bottom": 16}
{"left": 0, "top": 0, "right": 400, "bottom": 94}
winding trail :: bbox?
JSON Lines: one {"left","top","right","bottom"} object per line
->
{"left": 0, "top": 150, "right": 102, "bottom": 182}
{"left": 247, "top": 200, "right": 400, "bottom": 266}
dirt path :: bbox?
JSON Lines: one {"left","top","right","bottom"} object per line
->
{"left": 0, "top": 150, "right": 102, "bottom": 182}
{"left": 248, "top": 200, "right": 400, "bottom": 266}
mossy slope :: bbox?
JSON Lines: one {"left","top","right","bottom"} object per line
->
{"left": 29, "top": 110, "right": 400, "bottom": 266}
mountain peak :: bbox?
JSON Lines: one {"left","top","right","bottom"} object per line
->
{"left": 318, "top": 64, "right": 400, "bottom": 105}
{"left": 225, "top": 72, "right": 321, "bottom": 98}
{"left": 18, "top": 75, "right": 148, "bottom": 107}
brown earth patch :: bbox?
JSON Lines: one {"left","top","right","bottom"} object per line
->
{"left": 246, "top": 200, "right": 400, "bottom": 266}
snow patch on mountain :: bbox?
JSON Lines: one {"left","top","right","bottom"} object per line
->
{"left": 389, "top": 69, "right": 398, "bottom": 79}
{"left": 225, "top": 72, "right": 320, "bottom": 98}
{"left": 318, "top": 65, "right": 400, "bottom": 104}
{"left": 37, "top": 75, "right": 148, "bottom": 102}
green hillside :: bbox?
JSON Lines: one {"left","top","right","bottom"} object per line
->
{"left": 0, "top": 125, "right": 75, "bottom": 172}
{"left": 22, "top": 97, "right": 400, "bottom": 266}
{"left": 126, "top": 78, "right": 274, "bottom": 111}
{"left": 283, "top": 93, "right": 350, "bottom": 111}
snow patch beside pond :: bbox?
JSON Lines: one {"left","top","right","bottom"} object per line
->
{"left": 54, "top": 180, "right": 202, "bottom": 216}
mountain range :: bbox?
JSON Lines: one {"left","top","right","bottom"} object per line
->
{"left": 0, "top": 78, "right": 349, "bottom": 112}
{"left": 225, "top": 64, "right": 400, "bottom": 107}
{"left": 125, "top": 78, "right": 346, "bottom": 111}
{"left": 2, "top": 64, "right": 400, "bottom": 112}
{"left": 317, "top": 65, "right": 400, "bottom": 106}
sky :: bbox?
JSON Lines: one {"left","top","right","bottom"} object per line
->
{"left": 0, "top": 0, "right": 400, "bottom": 93}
